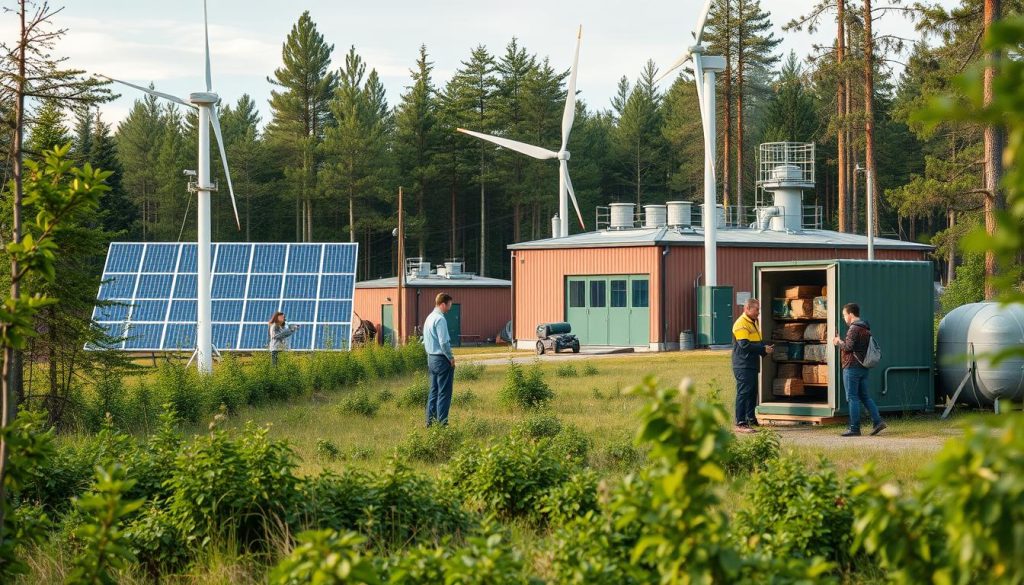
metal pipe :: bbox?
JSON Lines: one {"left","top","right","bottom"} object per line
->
{"left": 866, "top": 169, "right": 875, "bottom": 260}
{"left": 703, "top": 68, "right": 718, "bottom": 286}
{"left": 196, "top": 103, "right": 213, "bottom": 374}
{"left": 882, "top": 366, "right": 932, "bottom": 397}
{"left": 661, "top": 246, "right": 669, "bottom": 349}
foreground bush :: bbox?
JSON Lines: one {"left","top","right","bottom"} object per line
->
{"left": 398, "top": 425, "right": 464, "bottom": 464}
{"left": 723, "top": 428, "right": 781, "bottom": 475}
{"left": 270, "top": 530, "right": 377, "bottom": 585}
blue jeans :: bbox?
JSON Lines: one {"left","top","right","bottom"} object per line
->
{"left": 844, "top": 365, "right": 882, "bottom": 433}
{"left": 733, "top": 368, "right": 758, "bottom": 425}
{"left": 426, "top": 354, "right": 454, "bottom": 425}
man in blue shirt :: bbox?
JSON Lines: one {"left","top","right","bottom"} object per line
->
{"left": 423, "top": 292, "right": 455, "bottom": 426}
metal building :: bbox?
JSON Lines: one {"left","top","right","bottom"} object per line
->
{"left": 508, "top": 208, "right": 932, "bottom": 351}
{"left": 354, "top": 258, "right": 510, "bottom": 346}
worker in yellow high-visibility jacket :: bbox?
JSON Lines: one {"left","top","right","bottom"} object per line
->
{"left": 732, "top": 298, "right": 773, "bottom": 433}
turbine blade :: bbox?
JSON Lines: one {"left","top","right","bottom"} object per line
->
{"left": 693, "top": 57, "right": 717, "bottom": 187}
{"left": 456, "top": 128, "right": 558, "bottom": 160}
{"left": 694, "top": 0, "right": 715, "bottom": 46}
{"left": 203, "top": 0, "right": 212, "bottom": 92}
{"left": 654, "top": 50, "right": 692, "bottom": 85}
{"left": 100, "top": 75, "right": 194, "bottom": 108}
{"left": 564, "top": 163, "right": 586, "bottom": 230}
{"left": 210, "top": 104, "right": 241, "bottom": 231}
{"left": 561, "top": 25, "right": 582, "bottom": 152}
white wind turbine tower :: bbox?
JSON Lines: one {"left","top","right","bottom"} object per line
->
{"left": 657, "top": 0, "right": 726, "bottom": 286}
{"left": 102, "top": 0, "right": 240, "bottom": 374}
{"left": 458, "top": 26, "right": 585, "bottom": 239}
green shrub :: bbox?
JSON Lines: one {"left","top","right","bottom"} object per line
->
{"left": 399, "top": 337, "right": 427, "bottom": 373}
{"left": 551, "top": 424, "right": 592, "bottom": 463}
{"left": 167, "top": 422, "right": 301, "bottom": 550}
{"left": 124, "top": 501, "right": 189, "bottom": 576}
{"left": 515, "top": 413, "right": 563, "bottom": 439}
{"left": 383, "top": 530, "right": 526, "bottom": 585}
{"left": 151, "top": 361, "right": 205, "bottom": 424}
{"left": 316, "top": 439, "right": 342, "bottom": 462}
{"left": 455, "top": 362, "right": 485, "bottom": 381}
{"left": 582, "top": 363, "right": 599, "bottom": 376}
{"left": 453, "top": 388, "right": 478, "bottom": 407}
{"left": 498, "top": 361, "right": 553, "bottom": 410}
{"left": 66, "top": 465, "right": 143, "bottom": 585}
{"left": 447, "top": 435, "right": 573, "bottom": 522}
{"left": 734, "top": 456, "right": 853, "bottom": 565}
{"left": 207, "top": 354, "right": 250, "bottom": 414}
{"left": 550, "top": 512, "right": 651, "bottom": 585}
{"left": 397, "top": 374, "right": 429, "bottom": 408}
{"left": 339, "top": 391, "right": 381, "bottom": 418}
{"left": 723, "top": 428, "right": 781, "bottom": 475}
{"left": 87, "top": 371, "right": 131, "bottom": 431}
{"left": 269, "top": 530, "right": 378, "bottom": 585}
{"left": 398, "top": 425, "right": 464, "bottom": 464}
{"left": 602, "top": 439, "right": 644, "bottom": 471}
{"left": 377, "top": 388, "right": 395, "bottom": 404}
{"left": 556, "top": 364, "right": 579, "bottom": 378}
{"left": 536, "top": 470, "right": 599, "bottom": 526}
{"left": 0, "top": 411, "right": 56, "bottom": 581}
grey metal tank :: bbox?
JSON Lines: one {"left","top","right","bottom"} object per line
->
{"left": 937, "top": 302, "right": 1024, "bottom": 407}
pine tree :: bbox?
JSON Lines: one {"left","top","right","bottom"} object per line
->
{"left": 266, "top": 11, "right": 337, "bottom": 242}
{"left": 662, "top": 74, "right": 704, "bottom": 200}
{"left": 27, "top": 99, "right": 70, "bottom": 155}
{"left": 116, "top": 92, "right": 164, "bottom": 240}
{"left": 152, "top": 105, "right": 190, "bottom": 241}
{"left": 520, "top": 57, "right": 566, "bottom": 240}
{"left": 394, "top": 45, "right": 441, "bottom": 258}
{"left": 613, "top": 60, "right": 666, "bottom": 206}
{"left": 491, "top": 39, "right": 536, "bottom": 241}
{"left": 760, "top": 52, "right": 817, "bottom": 142}
{"left": 90, "top": 112, "right": 135, "bottom": 237}
{"left": 222, "top": 95, "right": 273, "bottom": 241}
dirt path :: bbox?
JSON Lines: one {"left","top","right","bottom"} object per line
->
{"left": 466, "top": 350, "right": 658, "bottom": 366}
{"left": 770, "top": 425, "right": 957, "bottom": 452}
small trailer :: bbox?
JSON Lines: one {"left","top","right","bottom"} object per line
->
{"left": 535, "top": 322, "right": 580, "bottom": 355}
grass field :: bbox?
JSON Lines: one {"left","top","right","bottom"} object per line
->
{"left": 204, "top": 350, "right": 972, "bottom": 484}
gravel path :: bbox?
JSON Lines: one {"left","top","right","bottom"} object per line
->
{"left": 771, "top": 426, "right": 951, "bottom": 452}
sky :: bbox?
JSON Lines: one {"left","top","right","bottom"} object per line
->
{"left": 3, "top": 0, "right": 959, "bottom": 128}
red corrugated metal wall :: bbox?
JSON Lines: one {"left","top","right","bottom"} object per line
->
{"left": 354, "top": 286, "right": 510, "bottom": 344}
{"left": 513, "top": 244, "right": 929, "bottom": 345}
{"left": 512, "top": 247, "right": 662, "bottom": 342}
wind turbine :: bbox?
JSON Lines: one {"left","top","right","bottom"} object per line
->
{"left": 102, "top": 0, "right": 240, "bottom": 374}
{"left": 457, "top": 26, "right": 585, "bottom": 239}
{"left": 656, "top": 0, "right": 726, "bottom": 286}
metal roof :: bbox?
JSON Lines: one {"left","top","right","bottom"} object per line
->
{"left": 507, "top": 226, "right": 933, "bottom": 251}
{"left": 356, "top": 275, "right": 511, "bottom": 289}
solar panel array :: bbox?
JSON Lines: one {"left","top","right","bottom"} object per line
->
{"left": 93, "top": 242, "right": 358, "bottom": 351}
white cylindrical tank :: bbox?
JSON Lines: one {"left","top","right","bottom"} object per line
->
{"left": 937, "top": 302, "right": 1024, "bottom": 407}
{"left": 551, "top": 214, "right": 560, "bottom": 238}
{"left": 667, "top": 201, "right": 692, "bottom": 227}
{"left": 770, "top": 188, "right": 804, "bottom": 232}
{"left": 699, "top": 203, "right": 726, "bottom": 229}
{"left": 772, "top": 163, "right": 803, "bottom": 182}
{"left": 609, "top": 203, "right": 635, "bottom": 230}
{"left": 644, "top": 204, "right": 667, "bottom": 228}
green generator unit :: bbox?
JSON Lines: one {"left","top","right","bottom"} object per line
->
{"left": 753, "top": 260, "right": 935, "bottom": 423}
{"left": 697, "top": 285, "right": 734, "bottom": 347}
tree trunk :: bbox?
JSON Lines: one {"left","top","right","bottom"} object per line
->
{"left": 836, "top": 0, "right": 848, "bottom": 232}
{"left": 479, "top": 152, "right": 486, "bottom": 276}
{"left": 947, "top": 210, "right": 956, "bottom": 285}
{"left": 852, "top": 153, "right": 859, "bottom": 233}
{"left": 722, "top": 0, "right": 733, "bottom": 221}
{"left": 983, "top": 0, "right": 1003, "bottom": 299}
{"left": 863, "top": 0, "right": 879, "bottom": 239}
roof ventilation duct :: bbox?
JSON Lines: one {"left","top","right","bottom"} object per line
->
{"left": 609, "top": 202, "right": 635, "bottom": 230}
{"left": 644, "top": 204, "right": 667, "bottom": 228}
{"left": 666, "top": 201, "right": 692, "bottom": 228}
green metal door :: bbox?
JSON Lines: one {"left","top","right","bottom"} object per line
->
{"left": 565, "top": 279, "right": 588, "bottom": 341}
{"left": 381, "top": 304, "right": 395, "bottom": 346}
{"left": 447, "top": 303, "right": 461, "bottom": 347}
{"left": 629, "top": 277, "right": 650, "bottom": 345}
{"left": 587, "top": 280, "right": 609, "bottom": 345}
{"left": 608, "top": 278, "right": 631, "bottom": 345}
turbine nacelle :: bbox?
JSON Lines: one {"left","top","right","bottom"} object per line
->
{"left": 558, "top": 151, "right": 570, "bottom": 161}
{"left": 189, "top": 92, "right": 218, "bottom": 104}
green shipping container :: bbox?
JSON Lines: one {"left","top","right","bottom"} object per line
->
{"left": 753, "top": 260, "right": 935, "bottom": 421}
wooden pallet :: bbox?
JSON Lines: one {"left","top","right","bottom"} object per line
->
{"left": 757, "top": 414, "right": 845, "bottom": 426}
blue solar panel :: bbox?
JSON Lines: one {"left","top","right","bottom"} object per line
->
{"left": 248, "top": 275, "right": 282, "bottom": 299}
{"left": 252, "top": 244, "right": 286, "bottom": 273}
{"left": 212, "top": 300, "right": 243, "bottom": 322}
{"left": 319, "top": 275, "right": 354, "bottom": 299}
{"left": 106, "top": 243, "right": 143, "bottom": 272}
{"left": 169, "top": 300, "right": 198, "bottom": 322}
{"left": 317, "top": 300, "right": 352, "bottom": 322}
{"left": 316, "top": 324, "right": 350, "bottom": 349}
{"left": 141, "top": 244, "right": 179, "bottom": 272}
{"left": 215, "top": 244, "right": 251, "bottom": 273}
{"left": 212, "top": 274, "right": 246, "bottom": 299}
{"left": 98, "top": 274, "right": 136, "bottom": 300}
{"left": 281, "top": 300, "right": 315, "bottom": 322}
{"left": 287, "top": 245, "right": 321, "bottom": 273}
{"left": 284, "top": 275, "right": 318, "bottom": 298}
{"left": 244, "top": 300, "right": 279, "bottom": 322}
{"left": 173, "top": 274, "right": 198, "bottom": 299}
{"left": 93, "top": 243, "right": 357, "bottom": 352}
{"left": 322, "top": 244, "right": 357, "bottom": 273}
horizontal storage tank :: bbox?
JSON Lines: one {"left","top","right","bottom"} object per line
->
{"left": 937, "top": 302, "right": 1024, "bottom": 407}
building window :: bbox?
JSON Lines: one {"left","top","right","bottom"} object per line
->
{"left": 568, "top": 281, "right": 586, "bottom": 308}
{"left": 632, "top": 279, "right": 649, "bottom": 308}
{"left": 611, "top": 280, "right": 627, "bottom": 307}
{"left": 590, "top": 280, "right": 606, "bottom": 307}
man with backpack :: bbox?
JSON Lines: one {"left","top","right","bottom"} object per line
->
{"left": 833, "top": 303, "right": 887, "bottom": 437}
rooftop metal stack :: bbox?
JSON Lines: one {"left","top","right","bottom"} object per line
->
{"left": 755, "top": 142, "right": 817, "bottom": 233}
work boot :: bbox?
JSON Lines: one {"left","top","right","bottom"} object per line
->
{"left": 840, "top": 430, "right": 861, "bottom": 437}
{"left": 733, "top": 425, "right": 755, "bottom": 435}
{"left": 870, "top": 422, "right": 888, "bottom": 436}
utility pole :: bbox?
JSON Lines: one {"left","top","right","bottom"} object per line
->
{"left": 397, "top": 186, "right": 405, "bottom": 345}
